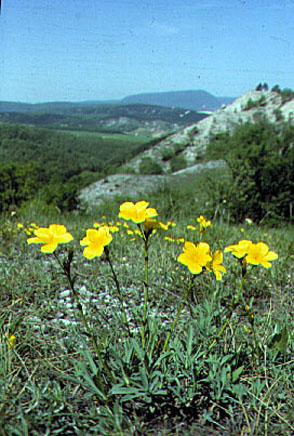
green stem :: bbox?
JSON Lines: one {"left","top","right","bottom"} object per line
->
{"left": 143, "top": 238, "right": 149, "bottom": 325}
{"left": 104, "top": 249, "right": 132, "bottom": 336}
{"left": 245, "top": 301, "right": 260, "bottom": 364}
{"left": 162, "top": 278, "right": 193, "bottom": 353}
{"left": 142, "top": 237, "right": 149, "bottom": 350}
{"left": 53, "top": 252, "right": 110, "bottom": 392}
{"left": 208, "top": 270, "right": 246, "bottom": 352}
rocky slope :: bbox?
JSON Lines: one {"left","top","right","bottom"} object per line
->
{"left": 79, "top": 160, "right": 226, "bottom": 208}
{"left": 127, "top": 90, "right": 294, "bottom": 173}
{"left": 79, "top": 89, "right": 294, "bottom": 207}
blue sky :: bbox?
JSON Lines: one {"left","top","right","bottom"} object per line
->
{"left": 1, "top": 0, "right": 293, "bottom": 102}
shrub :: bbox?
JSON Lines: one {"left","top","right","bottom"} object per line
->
{"left": 0, "top": 162, "right": 40, "bottom": 212}
{"left": 170, "top": 155, "right": 187, "bottom": 172}
{"left": 271, "top": 85, "right": 294, "bottom": 104}
{"left": 244, "top": 96, "right": 266, "bottom": 111}
{"left": 161, "top": 149, "right": 174, "bottom": 161}
{"left": 206, "top": 121, "right": 294, "bottom": 223}
{"left": 41, "top": 181, "right": 80, "bottom": 212}
{"left": 139, "top": 157, "right": 163, "bottom": 175}
{"left": 273, "top": 108, "right": 283, "bottom": 122}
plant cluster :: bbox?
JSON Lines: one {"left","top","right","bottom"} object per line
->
{"left": 1, "top": 199, "right": 290, "bottom": 434}
{"left": 244, "top": 96, "right": 267, "bottom": 111}
{"left": 206, "top": 121, "right": 294, "bottom": 223}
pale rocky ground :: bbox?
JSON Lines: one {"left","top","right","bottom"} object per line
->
{"left": 128, "top": 90, "right": 294, "bottom": 172}
{"left": 80, "top": 90, "right": 293, "bottom": 208}
{"left": 79, "top": 160, "right": 225, "bottom": 207}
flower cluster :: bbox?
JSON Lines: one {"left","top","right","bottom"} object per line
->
{"left": 80, "top": 227, "right": 112, "bottom": 259}
{"left": 17, "top": 222, "right": 39, "bottom": 236}
{"left": 119, "top": 201, "right": 157, "bottom": 224}
{"left": 27, "top": 224, "right": 73, "bottom": 253}
{"left": 197, "top": 215, "right": 212, "bottom": 234}
{"left": 225, "top": 240, "right": 278, "bottom": 268}
{"left": 25, "top": 201, "right": 278, "bottom": 279}
{"left": 178, "top": 241, "right": 226, "bottom": 280}
{"left": 118, "top": 201, "right": 173, "bottom": 240}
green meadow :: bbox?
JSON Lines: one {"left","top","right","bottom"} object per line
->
{"left": 0, "top": 165, "right": 293, "bottom": 435}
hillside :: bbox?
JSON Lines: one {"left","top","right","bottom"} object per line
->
{"left": 0, "top": 124, "right": 151, "bottom": 174}
{"left": 0, "top": 104, "right": 207, "bottom": 137}
{"left": 127, "top": 90, "right": 294, "bottom": 173}
{"left": 0, "top": 123, "right": 156, "bottom": 211}
{"left": 122, "top": 90, "right": 234, "bottom": 111}
{"left": 1, "top": 89, "right": 293, "bottom": 215}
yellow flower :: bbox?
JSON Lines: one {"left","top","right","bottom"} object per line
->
{"left": 178, "top": 241, "right": 212, "bottom": 274}
{"left": 109, "top": 226, "right": 119, "bottom": 233}
{"left": 144, "top": 219, "right": 170, "bottom": 235}
{"left": 27, "top": 224, "right": 73, "bottom": 253}
{"left": 246, "top": 242, "right": 278, "bottom": 268}
{"left": 176, "top": 237, "right": 185, "bottom": 244}
{"left": 119, "top": 201, "right": 157, "bottom": 224}
{"left": 7, "top": 334, "right": 16, "bottom": 349}
{"left": 17, "top": 223, "right": 24, "bottom": 230}
{"left": 159, "top": 222, "right": 169, "bottom": 231}
{"left": 164, "top": 236, "right": 174, "bottom": 243}
{"left": 187, "top": 225, "right": 197, "bottom": 231}
{"left": 30, "top": 222, "right": 39, "bottom": 229}
{"left": 80, "top": 226, "right": 112, "bottom": 259}
{"left": 167, "top": 221, "right": 176, "bottom": 228}
{"left": 224, "top": 240, "right": 253, "bottom": 259}
{"left": 197, "top": 215, "right": 212, "bottom": 233}
{"left": 207, "top": 250, "right": 226, "bottom": 281}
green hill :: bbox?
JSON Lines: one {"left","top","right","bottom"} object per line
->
{"left": 0, "top": 123, "right": 155, "bottom": 211}
{"left": 0, "top": 103, "right": 207, "bottom": 135}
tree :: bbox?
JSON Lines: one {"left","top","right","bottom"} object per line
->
{"left": 271, "top": 84, "right": 281, "bottom": 93}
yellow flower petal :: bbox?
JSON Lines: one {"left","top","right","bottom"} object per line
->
{"left": 83, "top": 245, "right": 104, "bottom": 259}
{"left": 265, "top": 251, "right": 278, "bottom": 261}
{"left": 245, "top": 242, "right": 278, "bottom": 268}
{"left": 49, "top": 224, "right": 67, "bottom": 235}
{"left": 135, "top": 201, "right": 149, "bottom": 209}
{"left": 80, "top": 236, "right": 90, "bottom": 246}
{"left": 27, "top": 237, "right": 42, "bottom": 245}
{"left": 41, "top": 243, "right": 58, "bottom": 253}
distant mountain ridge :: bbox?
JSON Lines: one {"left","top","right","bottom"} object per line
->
{"left": 0, "top": 100, "right": 119, "bottom": 114}
{"left": 0, "top": 90, "right": 234, "bottom": 113}
{"left": 121, "top": 90, "right": 234, "bottom": 111}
